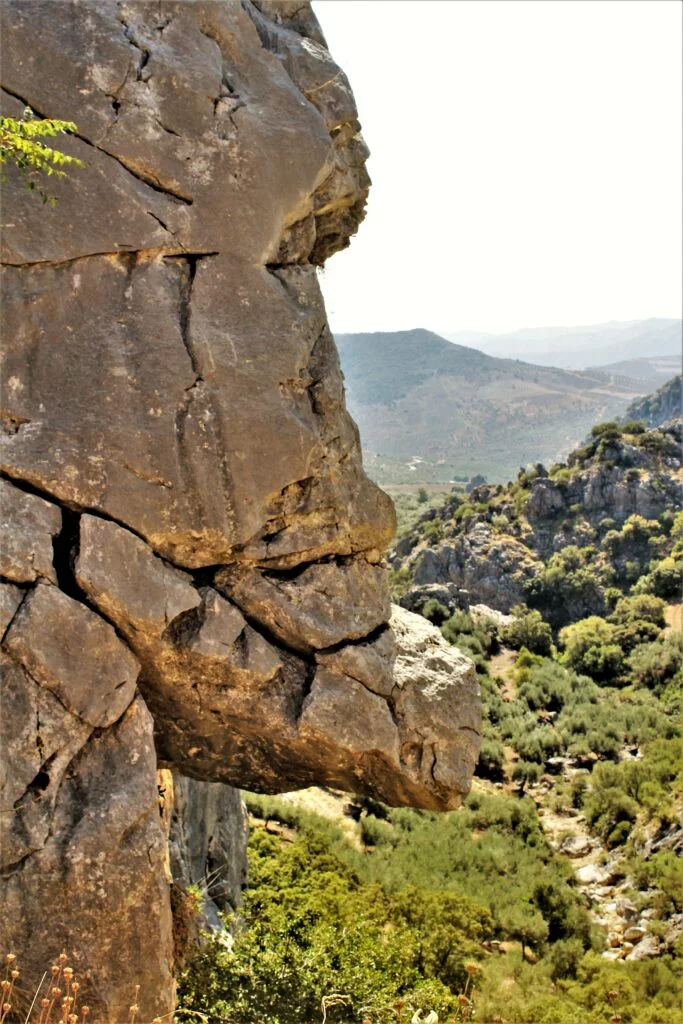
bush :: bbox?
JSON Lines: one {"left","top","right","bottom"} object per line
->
{"left": 477, "top": 735, "right": 505, "bottom": 780}
{"left": 559, "top": 617, "right": 624, "bottom": 682}
{"left": 419, "top": 598, "right": 450, "bottom": 625}
{"left": 621, "top": 419, "right": 647, "bottom": 434}
{"left": 591, "top": 421, "right": 621, "bottom": 441}
{"left": 503, "top": 606, "right": 553, "bottom": 655}
{"left": 584, "top": 739, "right": 683, "bottom": 845}
{"left": 512, "top": 760, "right": 542, "bottom": 792}
{"left": 179, "top": 829, "right": 466, "bottom": 1023}
{"left": 389, "top": 566, "right": 413, "bottom": 599}
{"left": 440, "top": 609, "right": 499, "bottom": 668}
{"left": 526, "top": 546, "right": 611, "bottom": 628}
{"left": 628, "top": 633, "right": 683, "bottom": 693}
{"left": 609, "top": 594, "right": 667, "bottom": 627}
{"left": 584, "top": 762, "right": 639, "bottom": 845}
{"left": 633, "top": 556, "right": 683, "bottom": 598}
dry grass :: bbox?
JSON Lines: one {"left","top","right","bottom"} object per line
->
{"left": 0, "top": 953, "right": 184, "bottom": 1024}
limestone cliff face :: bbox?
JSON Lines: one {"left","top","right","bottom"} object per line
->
{"left": 0, "top": 2, "right": 480, "bottom": 1017}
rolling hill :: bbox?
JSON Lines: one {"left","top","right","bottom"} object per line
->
{"left": 336, "top": 329, "right": 650, "bottom": 484}
{"left": 442, "top": 318, "right": 682, "bottom": 369}
{"left": 596, "top": 355, "right": 680, "bottom": 390}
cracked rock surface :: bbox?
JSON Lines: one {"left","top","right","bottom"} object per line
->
{"left": 0, "top": 1, "right": 480, "bottom": 1016}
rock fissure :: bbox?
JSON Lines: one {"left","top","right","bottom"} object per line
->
{"left": 0, "top": 585, "right": 29, "bottom": 644}
{"left": 0, "top": 84, "right": 193, "bottom": 205}
{"left": 165, "top": 253, "right": 218, "bottom": 382}
{"left": 316, "top": 620, "right": 390, "bottom": 657}
{"left": 0, "top": 3, "right": 480, "bottom": 1014}
{"left": 51, "top": 508, "right": 83, "bottom": 603}
{"left": 2, "top": 248, "right": 177, "bottom": 269}
{"left": 117, "top": 4, "right": 151, "bottom": 81}
{"left": 12, "top": 751, "right": 56, "bottom": 811}
{"left": 0, "top": 469, "right": 207, "bottom": 578}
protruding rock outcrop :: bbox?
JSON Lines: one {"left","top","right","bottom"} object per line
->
{"left": 0, "top": 1, "right": 480, "bottom": 1017}
{"left": 395, "top": 419, "right": 682, "bottom": 616}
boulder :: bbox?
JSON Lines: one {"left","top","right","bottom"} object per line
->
{"left": 410, "top": 526, "right": 542, "bottom": 614}
{"left": 560, "top": 834, "right": 593, "bottom": 858}
{"left": 616, "top": 897, "right": 639, "bottom": 921}
{"left": 576, "top": 864, "right": 611, "bottom": 886}
{"left": 625, "top": 934, "right": 660, "bottom": 961}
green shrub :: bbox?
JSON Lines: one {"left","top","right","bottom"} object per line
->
{"left": 559, "top": 617, "right": 624, "bottom": 681}
{"left": 422, "top": 518, "right": 444, "bottom": 543}
{"left": 633, "top": 555, "right": 683, "bottom": 598}
{"left": 584, "top": 762, "right": 639, "bottom": 844}
{"left": 389, "top": 565, "right": 413, "bottom": 599}
{"left": 419, "top": 598, "right": 450, "bottom": 625}
{"left": 628, "top": 633, "right": 683, "bottom": 693}
{"left": 512, "top": 760, "right": 543, "bottom": 791}
{"left": 440, "top": 609, "right": 499, "bottom": 667}
{"left": 503, "top": 606, "right": 553, "bottom": 655}
{"left": 621, "top": 419, "right": 647, "bottom": 434}
{"left": 609, "top": 593, "right": 666, "bottom": 628}
{"left": 591, "top": 420, "right": 621, "bottom": 441}
{"left": 477, "top": 734, "right": 505, "bottom": 780}
{"left": 526, "top": 546, "right": 611, "bottom": 628}
{"left": 179, "top": 829, "right": 466, "bottom": 1023}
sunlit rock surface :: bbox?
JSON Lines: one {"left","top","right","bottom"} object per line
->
{"left": 0, "top": 1, "right": 480, "bottom": 1016}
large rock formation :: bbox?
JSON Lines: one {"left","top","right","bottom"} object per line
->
{"left": 0, "top": 2, "right": 480, "bottom": 1017}
{"left": 395, "top": 420, "right": 682, "bottom": 616}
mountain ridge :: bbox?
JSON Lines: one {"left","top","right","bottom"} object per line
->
{"left": 441, "top": 317, "right": 682, "bottom": 367}
{"left": 336, "top": 328, "right": 649, "bottom": 484}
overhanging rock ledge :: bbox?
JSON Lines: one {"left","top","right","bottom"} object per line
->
{"left": 0, "top": 1, "right": 480, "bottom": 1017}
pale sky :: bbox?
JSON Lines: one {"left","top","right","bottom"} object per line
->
{"left": 312, "top": 0, "right": 683, "bottom": 335}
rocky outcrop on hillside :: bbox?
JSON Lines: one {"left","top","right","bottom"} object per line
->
{"left": 623, "top": 374, "right": 682, "bottom": 429}
{"left": 394, "top": 420, "right": 682, "bottom": 615}
{"left": 409, "top": 524, "right": 542, "bottom": 614}
{"left": 0, "top": 2, "right": 480, "bottom": 1017}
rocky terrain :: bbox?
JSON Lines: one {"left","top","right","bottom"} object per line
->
{"left": 393, "top": 412, "right": 682, "bottom": 616}
{"left": 623, "top": 373, "right": 682, "bottom": 429}
{"left": 0, "top": 2, "right": 480, "bottom": 1017}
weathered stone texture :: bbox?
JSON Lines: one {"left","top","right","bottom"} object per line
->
{"left": 0, "top": 479, "right": 61, "bottom": 583}
{"left": 1, "top": 684, "right": 174, "bottom": 1021}
{"left": 0, "top": 0, "right": 480, "bottom": 1016}
{"left": 162, "top": 770, "right": 249, "bottom": 930}
{"left": 4, "top": 582, "right": 140, "bottom": 728}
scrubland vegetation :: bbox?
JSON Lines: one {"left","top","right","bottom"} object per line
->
{"left": 179, "top": 413, "right": 681, "bottom": 1023}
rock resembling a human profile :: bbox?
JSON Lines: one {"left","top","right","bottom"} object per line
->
{"left": 0, "top": 1, "right": 481, "bottom": 1017}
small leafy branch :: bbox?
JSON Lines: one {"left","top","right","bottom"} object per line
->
{"left": 0, "top": 107, "right": 84, "bottom": 204}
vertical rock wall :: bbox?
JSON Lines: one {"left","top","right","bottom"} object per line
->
{"left": 0, "top": 1, "right": 481, "bottom": 1017}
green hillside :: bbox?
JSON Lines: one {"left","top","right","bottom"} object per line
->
{"left": 178, "top": 406, "right": 682, "bottom": 1024}
{"left": 336, "top": 329, "right": 648, "bottom": 485}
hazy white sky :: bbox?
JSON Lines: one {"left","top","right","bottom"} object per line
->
{"left": 312, "top": 0, "right": 683, "bottom": 335}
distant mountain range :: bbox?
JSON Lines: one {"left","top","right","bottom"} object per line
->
{"left": 336, "top": 329, "right": 661, "bottom": 485}
{"left": 441, "top": 318, "right": 682, "bottom": 369}
{"left": 597, "top": 355, "right": 680, "bottom": 390}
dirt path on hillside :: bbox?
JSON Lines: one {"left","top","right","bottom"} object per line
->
{"left": 665, "top": 602, "right": 682, "bottom": 633}
{"left": 489, "top": 647, "right": 518, "bottom": 701}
